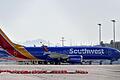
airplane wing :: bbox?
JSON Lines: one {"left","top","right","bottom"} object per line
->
{"left": 42, "top": 45, "right": 68, "bottom": 59}
{"left": 44, "top": 52, "right": 68, "bottom": 59}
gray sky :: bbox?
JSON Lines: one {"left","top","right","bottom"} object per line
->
{"left": 0, "top": 0, "right": 120, "bottom": 46}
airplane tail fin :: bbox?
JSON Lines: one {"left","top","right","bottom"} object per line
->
{"left": 0, "top": 28, "right": 14, "bottom": 49}
{"left": 0, "top": 28, "right": 34, "bottom": 59}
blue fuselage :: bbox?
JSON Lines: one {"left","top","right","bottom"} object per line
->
{"left": 25, "top": 46, "right": 120, "bottom": 63}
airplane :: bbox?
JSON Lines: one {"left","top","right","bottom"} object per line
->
{"left": 0, "top": 28, "right": 120, "bottom": 65}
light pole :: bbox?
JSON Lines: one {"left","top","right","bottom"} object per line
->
{"left": 98, "top": 24, "right": 102, "bottom": 45}
{"left": 111, "top": 20, "right": 116, "bottom": 42}
{"left": 61, "top": 37, "right": 65, "bottom": 47}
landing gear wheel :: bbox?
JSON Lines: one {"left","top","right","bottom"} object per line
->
{"left": 110, "top": 60, "right": 113, "bottom": 65}
{"left": 89, "top": 61, "right": 92, "bottom": 65}
{"left": 99, "top": 61, "right": 103, "bottom": 65}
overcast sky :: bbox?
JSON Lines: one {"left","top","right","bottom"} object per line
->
{"left": 0, "top": 0, "right": 120, "bottom": 46}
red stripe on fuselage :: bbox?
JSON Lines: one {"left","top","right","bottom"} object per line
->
{"left": 0, "top": 34, "right": 28, "bottom": 59}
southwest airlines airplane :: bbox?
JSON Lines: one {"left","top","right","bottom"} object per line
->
{"left": 0, "top": 28, "right": 120, "bottom": 65}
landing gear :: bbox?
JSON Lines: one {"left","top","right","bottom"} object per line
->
{"left": 110, "top": 60, "right": 113, "bottom": 65}
{"left": 79, "top": 62, "right": 83, "bottom": 65}
{"left": 99, "top": 61, "right": 103, "bottom": 65}
{"left": 89, "top": 61, "right": 92, "bottom": 65}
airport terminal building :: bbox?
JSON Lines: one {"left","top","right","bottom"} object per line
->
{"left": 100, "top": 40, "right": 120, "bottom": 51}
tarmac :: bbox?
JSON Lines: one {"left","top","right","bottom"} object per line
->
{"left": 0, "top": 65, "right": 120, "bottom": 80}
